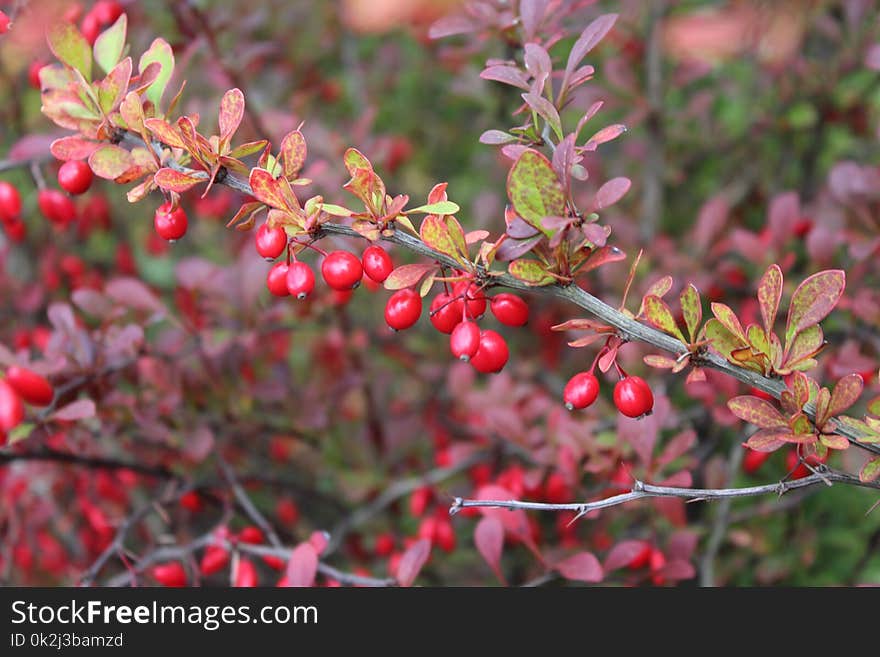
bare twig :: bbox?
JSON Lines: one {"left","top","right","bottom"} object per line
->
{"left": 219, "top": 458, "right": 283, "bottom": 548}
{"left": 450, "top": 468, "right": 880, "bottom": 519}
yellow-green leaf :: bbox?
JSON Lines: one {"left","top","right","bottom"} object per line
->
{"left": 508, "top": 259, "right": 555, "bottom": 286}
{"left": 47, "top": 21, "right": 92, "bottom": 81}
{"left": 680, "top": 284, "right": 702, "bottom": 342}
{"left": 643, "top": 295, "right": 685, "bottom": 342}
{"left": 93, "top": 13, "right": 127, "bottom": 75}
{"left": 785, "top": 269, "right": 845, "bottom": 341}
{"left": 506, "top": 149, "right": 565, "bottom": 237}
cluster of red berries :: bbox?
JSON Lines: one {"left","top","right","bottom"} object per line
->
{"left": 563, "top": 369, "right": 654, "bottom": 418}
{"left": 0, "top": 367, "right": 55, "bottom": 445}
{"left": 387, "top": 280, "right": 528, "bottom": 374}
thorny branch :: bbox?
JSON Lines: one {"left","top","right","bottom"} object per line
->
{"left": 449, "top": 467, "right": 880, "bottom": 520}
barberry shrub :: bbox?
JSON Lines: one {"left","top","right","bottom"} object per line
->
{"left": 0, "top": 0, "right": 878, "bottom": 588}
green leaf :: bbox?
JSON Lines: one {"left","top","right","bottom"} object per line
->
{"left": 420, "top": 215, "right": 466, "bottom": 263}
{"left": 506, "top": 149, "right": 565, "bottom": 237}
{"left": 728, "top": 396, "right": 788, "bottom": 429}
{"left": 320, "top": 203, "right": 353, "bottom": 217}
{"left": 154, "top": 167, "right": 205, "bottom": 193}
{"left": 868, "top": 396, "right": 880, "bottom": 417}
{"left": 138, "top": 38, "right": 175, "bottom": 108}
{"left": 227, "top": 139, "right": 268, "bottom": 160}
{"left": 703, "top": 319, "right": 741, "bottom": 360}
{"left": 680, "top": 284, "right": 702, "bottom": 343}
{"left": 8, "top": 422, "right": 34, "bottom": 445}
{"left": 785, "top": 269, "right": 845, "bottom": 342}
{"left": 47, "top": 21, "right": 92, "bottom": 81}
{"left": 860, "top": 457, "right": 880, "bottom": 483}
{"left": 218, "top": 88, "right": 245, "bottom": 145}
{"left": 643, "top": 295, "right": 685, "bottom": 342}
{"left": 96, "top": 56, "right": 131, "bottom": 114}
{"left": 508, "top": 259, "right": 555, "bottom": 286}
{"left": 710, "top": 302, "right": 748, "bottom": 343}
{"left": 757, "top": 264, "right": 783, "bottom": 336}
{"left": 819, "top": 433, "right": 849, "bottom": 450}
{"left": 93, "top": 13, "right": 127, "bottom": 75}
{"left": 88, "top": 144, "right": 134, "bottom": 179}
{"left": 782, "top": 324, "right": 823, "bottom": 371}
{"left": 522, "top": 92, "right": 563, "bottom": 141}
{"left": 407, "top": 201, "right": 460, "bottom": 216}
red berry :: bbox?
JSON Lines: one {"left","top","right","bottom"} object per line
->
{"left": 742, "top": 448, "right": 772, "bottom": 475}
{"left": 490, "top": 293, "right": 529, "bottom": 326}
{"left": 28, "top": 61, "right": 47, "bottom": 89}
{"left": 5, "top": 366, "right": 54, "bottom": 407}
{"left": 322, "top": 250, "right": 363, "bottom": 290}
{"left": 362, "top": 245, "right": 393, "bottom": 283}
{"left": 179, "top": 490, "right": 204, "bottom": 512}
{"left": 151, "top": 562, "right": 187, "bottom": 587}
{"left": 563, "top": 371, "right": 600, "bottom": 410}
{"left": 786, "top": 449, "right": 827, "bottom": 480}
{"left": 450, "top": 321, "right": 481, "bottom": 362}
{"left": 0, "top": 380, "right": 25, "bottom": 431}
{"left": 331, "top": 288, "right": 353, "bottom": 305}
{"left": 470, "top": 330, "right": 509, "bottom": 373}
{"left": 385, "top": 288, "right": 422, "bottom": 330}
{"left": 286, "top": 261, "right": 315, "bottom": 299}
{"left": 434, "top": 517, "right": 456, "bottom": 553}
{"left": 199, "top": 545, "right": 229, "bottom": 576}
{"left": 543, "top": 473, "right": 571, "bottom": 504}
{"left": 93, "top": 0, "right": 123, "bottom": 24}
{"left": 649, "top": 548, "right": 666, "bottom": 573}
{"left": 234, "top": 558, "right": 258, "bottom": 587}
{"left": 453, "top": 281, "right": 487, "bottom": 318}
{"left": 254, "top": 223, "right": 287, "bottom": 260}
{"left": 374, "top": 533, "right": 395, "bottom": 557}
{"left": 80, "top": 12, "right": 102, "bottom": 44}
{"left": 154, "top": 202, "right": 188, "bottom": 241}
{"left": 276, "top": 498, "right": 300, "bottom": 526}
{"left": 0, "top": 11, "right": 10, "bottom": 34}
{"left": 409, "top": 485, "right": 433, "bottom": 517}
{"left": 627, "top": 542, "right": 652, "bottom": 570}
{"left": 266, "top": 262, "right": 290, "bottom": 297}
{"left": 613, "top": 376, "right": 654, "bottom": 418}
{"left": 57, "top": 160, "right": 93, "bottom": 195}
{"left": 429, "top": 293, "right": 462, "bottom": 333}
{"left": 238, "top": 526, "right": 265, "bottom": 544}
{"left": 38, "top": 189, "right": 76, "bottom": 226}
{"left": 0, "top": 181, "right": 22, "bottom": 220}
{"left": 2, "top": 217, "right": 26, "bottom": 243}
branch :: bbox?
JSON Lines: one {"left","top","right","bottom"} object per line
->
{"left": 118, "top": 133, "right": 880, "bottom": 459}
{"left": 449, "top": 468, "right": 880, "bottom": 520}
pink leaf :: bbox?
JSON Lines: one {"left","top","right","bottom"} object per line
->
{"left": 51, "top": 399, "right": 96, "bottom": 422}
{"left": 282, "top": 543, "right": 318, "bottom": 587}
{"left": 480, "top": 65, "right": 530, "bottom": 91}
{"left": 555, "top": 552, "right": 603, "bottom": 583}
{"left": 218, "top": 88, "right": 244, "bottom": 143}
{"left": 565, "top": 14, "right": 618, "bottom": 80}
{"left": 604, "top": 540, "right": 649, "bottom": 571}
{"left": 396, "top": 538, "right": 431, "bottom": 587}
{"left": 594, "top": 177, "right": 631, "bottom": 210}
{"left": 474, "top": 516, "right": 505, "bottom": 584}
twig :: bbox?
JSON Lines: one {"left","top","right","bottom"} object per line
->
{"left": 219, "top": 457, "right": 283, "bottom": 548}
{"left": 449, "top": 468, "right": 880, "bottom": 519}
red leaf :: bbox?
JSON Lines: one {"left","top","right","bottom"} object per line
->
{"left": 474, "top": 516, "right": 505, "bottom": 584}
{"left": 745, "top": 428, "right": 789, "bottom": 452}
{"left": 604, "top": 540, "right": 649, "bottom": 571}
{"left": 105, "top": 278, "right": 166, "bottom": 315}
{"left": 555, "top": 552, "right": 603, "bottom": 583}
{"left": 829, "top": 373, "right": 864, "bottom": 417}
{"left": 218, "top": 88, "right": 244, "bottom": 143}
{"left": 584, "top": 124, "right": 626, "bottom": 149}
{"left": 785, "top": 270, "right": 846, "bottom": 340}
{"left": 154, "top": 167, "right": 205, "bottom": 193}
{"left": 280, "top": 130, "right": 307, "bottom": 178}
{"left": 383, "top": 264, "right": 437, "bottom": 291}
{"left": 282, "top": 543, "right": 318, "bottom": 587}
{"left": 396, "top": 538, "right": 431, "bottom": 587}
{"left": 565, "top": 14, "right": 618, "bottom": 81}
{"left": 248, "top": 168, "right": 289, "bottom": 210}
{"left": 50, "top": 136, "right": 100, "bottom": 161}
{"left": 728, "top": 396, "right": 787, "bottom": 429}
{"left": 757, "top": 264, "right": 783, "bottom": 335}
